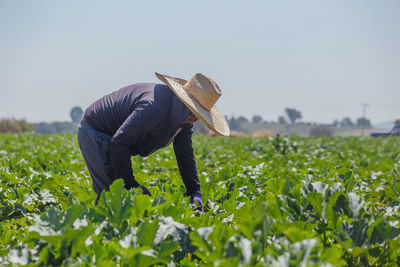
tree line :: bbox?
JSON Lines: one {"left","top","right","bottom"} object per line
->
{"left": 225, "top": 107, "right": 371, "bottom": 133}
{"left": 1, "top": 106, "right": 372, "bottom": 134}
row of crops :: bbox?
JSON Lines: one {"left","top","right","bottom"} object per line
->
{"left": 1, "top": 133, "right": 400, "bottom": 266}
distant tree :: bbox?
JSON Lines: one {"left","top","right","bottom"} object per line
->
{"left": 252, "top": 115, "right": 263, "bottom": 124}
{"left": 285, "top": 108, "right": 302, "bottom": 124}
{"left": 340, "top": 117, "right": 354, "bottom": 128}
{"left": 278, "top": 116, "right": 287, "bottom": 124}
{"left": 332, "top": 120, "right": 340, "bottom": 127}
{"left": 309, "top": 125, "right": 334, "bottom": 137}
{"left": 0, "top": 118, "right": 32, "bottom": 133}
{"left": 228, "top": 116, "right": 241, "bottom": 131}
{"left": 356, "top": 117, "right": 371, "bottom": 128}
{"left": 237, "top": 116, "right": 249, "bottom": 123}
{"left": 70, "top": 106, "right": 83, "bottom": 123}
{"left": 33, "top": 122, "right": 78, "bottom": 134}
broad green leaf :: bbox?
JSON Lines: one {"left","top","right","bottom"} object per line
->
{"left": 156, "top": 240, "right": 179, "bottom": 258}
{"left": 137, "top": 220, "right": 159, "bottom": 247}
{"left": 320, "top": 246, "right": 346, "bottom": 265}
{"left": 97, "top": 179, "right": 133, "bottom": 228}
{"left": 131, "top": 194, "right": 151, "bottom": 223}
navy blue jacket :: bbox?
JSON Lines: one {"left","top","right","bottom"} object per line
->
{"left": 83, "top": 83, "right": 200, "bottom": 195}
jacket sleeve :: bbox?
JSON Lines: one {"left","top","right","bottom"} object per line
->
{"left": 173, "top": 124, "right": 201, "bottom": 196}
{"left": 109, "top": 100, "right": 161, "bottom": 189}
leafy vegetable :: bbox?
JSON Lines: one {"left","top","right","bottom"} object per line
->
{"left": 1, "top": 133, "right": 400, "bottom": 265}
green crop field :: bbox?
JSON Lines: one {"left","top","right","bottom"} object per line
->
{"left": 1, "top": 133, "right": 400, "bottom": 266}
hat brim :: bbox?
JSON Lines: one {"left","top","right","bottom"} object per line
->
{"left": 155, "top": 72, "right": 230, "bottom": 136}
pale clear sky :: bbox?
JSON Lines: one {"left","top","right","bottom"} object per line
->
{"left": 1, "top": 0, "right": 399, "bottom": 124}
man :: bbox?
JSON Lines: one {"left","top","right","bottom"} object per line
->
{"left": 77, "top": 72, "right": 230, "bottom": 211}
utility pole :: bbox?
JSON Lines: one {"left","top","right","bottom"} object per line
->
{"left": 361, "top": 103, "right": 369, "bottom": 136}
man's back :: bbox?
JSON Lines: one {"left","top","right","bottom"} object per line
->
{"left": 84, "top": 83, "right": 161, "bottom": 135}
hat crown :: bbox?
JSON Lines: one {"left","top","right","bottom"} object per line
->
{"left": 183, "top": 73, "right": 221, "bottom": 111}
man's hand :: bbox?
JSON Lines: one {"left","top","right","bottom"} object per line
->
{"left": 124, "top": 180, "right": 152, "bottom": 196}
{"left": 191, "top": 193, "right": 204, "bottom": 212}
{"left": 138, "top": 185, "right": 152, "bottom": 196}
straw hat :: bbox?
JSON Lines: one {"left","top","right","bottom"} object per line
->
{"left": 155, "top": 72, "right": 230, "bottom": 136}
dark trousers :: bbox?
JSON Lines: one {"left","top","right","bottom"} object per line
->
{"left": 77, "top": 120, "right": 114, "bottom": 204}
